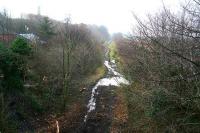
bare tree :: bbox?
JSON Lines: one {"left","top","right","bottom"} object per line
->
{"left": 115, "top": 1, "right": 200, "bottom": 132}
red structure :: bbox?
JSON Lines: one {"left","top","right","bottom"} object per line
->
{"left": 0, "top": 34, "right": 17, "bottom": 43}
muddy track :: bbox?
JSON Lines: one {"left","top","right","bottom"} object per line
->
{"left": 33, "top": 51, "right": 129, "bottom": 132}
{"left": 35, "top": 85, "right": 122, "bottom": 133}
{"left": 52, "top": 86, "right": 117, "bottom": 133}
{"left": 80, "top": 86, "right": 116, "bottom": 133}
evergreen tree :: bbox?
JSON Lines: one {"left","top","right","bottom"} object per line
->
{"left": 0, "top": 38, "right": 31, "bottom": 93}
{"left": 11, "top": 37, "right": 31, "bottom": 55}
{"left": 39, "top": 17, "right": 55, "bottom": 41}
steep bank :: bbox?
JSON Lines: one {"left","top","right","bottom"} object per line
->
{"left": 31, "top": 65, "right": 106, "bottom": 132}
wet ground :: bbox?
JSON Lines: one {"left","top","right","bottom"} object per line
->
{"left": 33, "top": 58, "right": 129, "bottom": 133}
{"left": 80, "top": 86, "right": 116, "bottom": 133}
{"left": 77, "top": 59, "right": 129, "bottom": 133}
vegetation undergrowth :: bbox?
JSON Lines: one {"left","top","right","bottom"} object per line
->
{"left": 109, "top": 42, "right": 118, "bottom": 60}
{"left": 64, "top": 64, "right": 106, "bottom": 107}
{"left": 112, "top": 7, "right": 200, "bottom": 131}
{"left": 111, "top": 87, "right": 128, "bottom": 133}
{"left": 0, "top": 12, "right": 110, "bottom": 132}
{"left": 122, "top": 83, "right": 158, "bottom": 132}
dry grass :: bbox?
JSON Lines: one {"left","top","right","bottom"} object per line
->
{"left": 110, "top": 84, "right": 158, "bottom": 133}
{"left": 35, "top": 103, "right": 85, "bottom": 133}
{"left": 110, "top": 88, "right": 128, "bottom": 133}
{"left": 82, "top": 65, "right": 106, "bottom": 86}
{"left": 32, "top": 65, "right": 106, "bottom": 132}
{"left": 123, "top": 83, "right": 158, "bottom": 133}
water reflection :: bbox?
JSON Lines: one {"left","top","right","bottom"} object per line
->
{"left": 84, "top": 60, "right": 129, "bottom": 122}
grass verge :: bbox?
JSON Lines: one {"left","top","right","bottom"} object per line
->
{"left": 111, "top": 87, "right": 128, "bottom": 133}
{"left": 122, "top": 83, "right": 158, "bottom": 132}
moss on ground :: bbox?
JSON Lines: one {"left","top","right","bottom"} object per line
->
{"left": 108, "top": 42, "right": 120, "bottom": 62}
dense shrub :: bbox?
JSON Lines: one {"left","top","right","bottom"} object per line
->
{"left": 0, "top": 44, "right": 24, "bottom": 93}
{"left": 0, "top": 39, "right": 32, "bottom": 132}
{"left": 11, "top": 37, "right": 31, "bottom": 56}
{"left": 115, "top": 4, "right": 200, "bottom": 130}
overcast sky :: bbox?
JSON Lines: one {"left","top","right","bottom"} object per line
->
{"left": 0, "top": 0, "right": 181, "bottom": 34}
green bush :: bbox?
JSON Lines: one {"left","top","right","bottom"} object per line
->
{"left": 24, "top": 91, "right": 44, "bottom": 113}
{"left": 11, "top": 37, "right": 31, "bottom": 55}
{"left": 151, "top": 89, "right": 176, "bottom": 118}
{"left": 0, "top": 93, "right": 17, "bottom": 133}
{"left": 0, "top": 38, "right": 31, "bottom": 93}
{"left": 151, "top": 88, "right": 200, "bottom": 132}
{"left": 0, "top": 43, "right": 24, "bottom": 93}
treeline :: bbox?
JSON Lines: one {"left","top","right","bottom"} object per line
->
{"left": 0, "top": 11, "right": 109, "bottom": 132}
{"left": 115, "top": 1, "right": 200, "bottom": 132}
{"left": 0, "top": 12, "right": 109, "bottom": 42}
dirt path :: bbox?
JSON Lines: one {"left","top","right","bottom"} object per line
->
{"left": 35, "top": 85, "right": 128, "bottom": 133}
{"left": 80, "top": 86, "right": 116, "bottom": 133}
{"left": 33, "top": 51, "right": 129, "bottom": 132}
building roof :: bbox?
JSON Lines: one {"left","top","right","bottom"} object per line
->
{"left": 19, "top": 33, "right": 39, "bottom": 42}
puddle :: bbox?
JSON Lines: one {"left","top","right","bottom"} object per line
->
{"left": 84, "top": 60, "right": 129, "bottom": 122}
